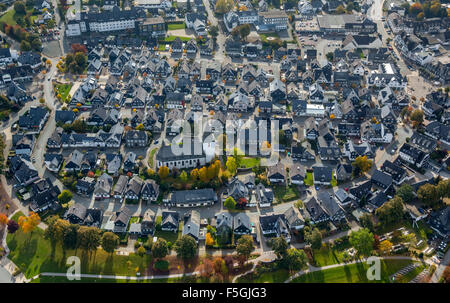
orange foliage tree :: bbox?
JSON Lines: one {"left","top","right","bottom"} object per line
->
{"left": 18, "top": 212, "right": 41, "bottom": 234}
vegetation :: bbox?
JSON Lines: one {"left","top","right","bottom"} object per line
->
{"left": 215, "top": 0, "right": 234, "bottom": 14}
{"left": 349, "top": 228, "right": 374, "bottom": 256}
{"left": 304, "top": 227, "right": 322, "bottom": 250}
{"left": 236, "top": 235, "right": 254, "bottom": 263}
{"left": 54, "top": 83, "right": 73, "bottom": 103}
{"left": 62, "top": 52, "right": 88, "bottom": 74}
{"left": 174, "top": 235, "right": 197, "bottom": 260}
{"left": 273, "top": 185, "right": 300, "bottom": 203}
{"left": 167, "top": 23, "right": 186, "bottom": 30}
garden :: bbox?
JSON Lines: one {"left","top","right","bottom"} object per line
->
{"left": 273, "top": 185, "right": 300, "bottom": 203}
{"left": 54, "top": 83, "right": 73, "bottom": 103}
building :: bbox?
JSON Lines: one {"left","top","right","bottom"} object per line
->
{"left": 139, "top": 16, "right": 166, "bottom": 37}
{"left": 169, "top": 188, "right": 218, "bottom": 207}
{"left": 317, "top": 14, "right": 377, "bottom": 34}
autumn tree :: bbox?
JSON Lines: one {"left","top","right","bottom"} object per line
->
{"left": 101, "top": 232, "right": 120, "bottom": 254}
{"left": 0, "top": 213, "right": 8, "bottom": 226}
{"left": 375, "top": 196, "right": 405, "bottom": 225}
{"left": 349, "top": 228, "right": 374, "bottom": 257}
{"left": 198, "top": 258, "right": 214, "bottom": 277}
{"left": 236, "top": 235, "right": 254, "bottom": 263}
{"left": 379, "top": 240, "right": 393, "bottom": 255}
{"left": 205, "top": 232, "right": 215, "bottom": 246}
{"left": 417, "top": 183, "right": 440, "bottom": 207}
{"left": 7, "top": 220, "right": 19, "bottom": 234}
{"left": 151, "top": 238, "right": 169, "bottom": 259}
{"left": 174, "top": 235, "right": 197, "bottom": 260}
{"left": 224, "top": 196, "right": 236, "bottom": 210}
{"left": 353, "top": 156, "right": 373, "bottom": 176}
{"left": 137, "top": 246, "right": 146, "bottom": 257}
{"left": 18, "top": 212, "right": 41, "bottom": 234}
{"left": 213, "top": 257, "right": 227, "bottom": 276}
{"left": 158, "top": 166, "right": 170, "bottom": 179}
{"left": 77, "top": 226, "right": 101, "bottom": 253}
{"left": 190, "top": 168, "right": 199, "bottom": 180}
{"left": 409, "top": 2, "right": 423, "bottom": 16}
{"left": 207, "top": 163, "right": 216, "bottom": 180}
{"left": 198, "top": 166, "right": 209, "bottom": 183}
{"left": 226, "top": 157, "right": 237, "bottom": 175}
{"left": 179, "top": 170, "right": 188, "bottom": 182}
{"left": 304, "top": 227, "right": 322, "bottom": 250}
{"left": 136, "top": 123, "right": 145, "bottom": 131}
{"left": 215, "top": 0, "right": 234, "bottom": 14}
{"left": 410, "top": 109, "right": 424, "bottom": 127}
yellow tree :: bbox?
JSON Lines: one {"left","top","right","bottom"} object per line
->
{"left": 198, "top": 166, "right": 209, "bottom": 183}
{"left": 18, "top": 212, "right": 41, "bottom": 234}
{"left": 0, "top": 213, "right": 8, "bottom": 225}
{"left": 205, "top": 233, "right": 214, "bottom": 246}
{"left": 226, "top": 157, "right": 237, "bottom": 175}
{"left": 158, "top": 166, "right": 169, "bottom": 179}
{"left": 207, "top": 164, "right": 216, "bottom": 180}
{"left": 190, "top": 168, "right": 199, "bottom": 180}
{"left": 214, "top": 159, "right": 221, "bottom": 177}
{"left": 353, "top": 156, "right": 373, "bottom": 174}
{"left": 379, "top": 240, "right": 393, "bottom": 255}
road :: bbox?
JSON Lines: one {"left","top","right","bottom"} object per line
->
{"left": 0, "top": 265, "right": 13, "bottom": 283}
{"left": 201, "top": 0, "right": 226, "bottom": 61}
{"left": 430, "top": 248, "right": 450, "bottom": 283}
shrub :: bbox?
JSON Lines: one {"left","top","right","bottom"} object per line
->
{"left": 154, "top": 260, "right": 169, "bottom": 271}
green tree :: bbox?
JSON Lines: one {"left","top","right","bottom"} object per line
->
{"left": 151, "top": 238, "right": 169, "bottom": 259}
{"left": 271, "top": 236, "right": 288, "bottom": 259}
{"left": 283, "top": 248, "right": 308, "bottom": 272}
{"left": 396, "top": 184, "right": 414, "bottom": 203}
{"left": 326, "top": 52, "right": 334, "bottom": 62}
{"left": 375, "top": 196, "right": 405, "bottom": 224}
{"left": 209, "top": 25, "right": 219, "bottom": 38}
{"left": 14, "top": 1, "right": 26, "bottom": 14}
{"left": 353, "top": 156, "right": 373, "bottom": 175}
{"left": 224, "top": 196, "right": 236, "bottom": 210}
{"left": 101, "top": 232, "right": 120, "bottom": 254}
{"left": 63, "top": 224, "right": 79, "bottom": 250}
{"left": 137, "top": 246, "right": 146, "bottom": 256}
{"left": 31, "top": 38, "right": 42, "bottom": 51}
{"left": 359, "top": 213, "right": 374, "bottom": 231}
{"left": 336, "top": 4, "right": 346, "bottom": 14}
{"left": 437, "top": 179, "right": 450, "bottom": 199}
{"left": 304, "top": 227, "right": 322, "bottom": 250}
{"left": 349, "top": 228, "right": 374, "bottom": 256}
{"left": 417, "top": 183, "right": 440, "bottom": 207}
{"left": 179, "top": 170, "right": 188, "bottom": 182}
{"left": 20, "top": 40, "right": 31, "bottom": 51}
{"left": 226, "top": 157, "right": 237, "bottom": 175}
{"left": 410, "top": 109, "right": 424, "bottom": 127}
{"left": 77, "top": 226, "right": 101, "bottom": 252}
{"left": 236, "top": 234, "right": 254, "bottom": 263}
{"left": 174, "top": 235, "right": 197, "bottom": 260}
{"left": 58, "top": 190, "right": 73, "bottom": 204}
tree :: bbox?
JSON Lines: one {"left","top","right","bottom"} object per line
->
{"left": 158, "top": 166, "right": 169, "bottom": 179}
{"left": 45, "top": 217, "right": 70, "bottom": 249}
{"left": 213, "top": 257, "right": 227, "bottom": 276}
{"left": 190, "top": 168, "right": 199, "bottom": 180}
{"left": 417, "top": 183, "right": 440, "bottom": 207}
{"left": 205, "top": 232, "right": 215, "bottom": 246}
{"left": 7, "top": 220, "right": 19, "bottom": 234}
{"left": 58, "top": 190, "right": 73, "bottom": 204}
{"left": 63, "top": 224, "right": 79, "bottom": 250}
{"left": 271, "top": 236, "right": 288, "bottom": 259}
{"left": 179, "top": 170, "right": 188, "bottom": 182}
{"left": 375, "top": 196, "right": 405, "bottom": 224}
{"left": 77, "top": 226, "right": 101, "bottom": 252}
{"left": 442, "top": 266, "right": 450, "bottom": 283}
{"left": 101, "top": 232, "right": 120, "bottom": 254}
{"left": 137, "top": 246, "right": 146, "bottom": 256}
{"left": 224, "top": 196, "right": 236, "bottom": 210}
{"left": 396, "top": 184, "right": 414, "bottom": 203}
{"left": 353, "top": 156, "right": 372, "bottom": 175}
{"left": 236, "top": 235, "right": 254, "bottom": 262}
{"left": 379, "top": 240, "right": 393, "bottom": 255}
{"left": 349, "top": 228, "right": 374, "bottom": 256}
{"left": 215, "top": 0, "right": 234, "bottom": 14}
{"left": 14, "top": 1, "right": 26, "bottom": 14}
{"left": 226, "top": 157, "right": 237, "bottom": 175}
{"left": 207, "top": 163, "right": 216, "bottom": 180}
{"left": 136, "top": 123, "right": 145, "bottom": 131}
{"left": 0, "top": 213, "right": 8, "bottom": 226}
{"left": 437, "top": 179, "right": 450, "bottom": 199}
{"left": 152, "top": 238, "right": 169, "bottom": 259}
{"left": 409, "top": 2, "right": 423, "bottom": 16}
{"left": 326, "top": 52, "right": 334, "bottom": 62}
{"left": 304, "top": 227, "right": 322, "bottom": 250}
{"left": 336, "top": 4, "right": 346, "bottom": 14}
{"left": 198, "top": 166, "right": 209, "bottom": 183}
{"left": 209, "top": 25, "right": 219, "bottom": 38}
{"left": 174, "top": 235, "right": 197, "bottom": 260}
{"left": 20, "top": 40, "right": 31, "bottom": 51}
{"left": 359, "top": 213, "right": 374, "bottom": 231}
{"left": 18, "top": 212, "right": 41, "bottom": 234}
{"left": 284, "top": 248, "right": 308, "bottom": 272}
{"left": 198, "top": 258, "right": 214, "bottom": 277}
{"left": 410, "top": 109, "right": 424, "bottom": 127}
{"left": 238, "top": 24, "right": 251, "bottom": 40}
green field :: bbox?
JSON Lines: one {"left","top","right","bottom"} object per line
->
{"left": 167, "top": 23, "right": 186, "bottom": 30}
{"left": 273, "top": 185, "right": 300, "bottom": 203}
{"left": 32, "top": 275, "right": 186, "bottom": 283}
{"left": 54, "top": 83, "right": 73, "bottom": 103}
{"left": 0, "top": 8, "right": 35, "bottom": 26}
{"left": 239, "top": 157, "right": 260, "bottom": 168}
{"left": 6, "top": 215, "right": 152, "bottom": 279}
{"left": 236, "top": 269, "right": 290, "bottom": 283}
{"left": 304, "top": 172, "right": 313, "bottom": 186}
{"left": 394, "top": 264, "right": 426, "bottom": 283}
{"left": 291, "top": 259, "right": 414, "bottom": 283}
{"left": 148, "top": 148, "right": 158, "bottom": 168}
{"left": 312, "top": 245, "right": 350, "bottom": 267}
{"left": 163, "top": 35, "right": 191, "bottom": 42}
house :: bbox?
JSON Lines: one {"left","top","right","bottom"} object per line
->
{"left": 381, "top": 160, "right": 409, "bottom": 185}
{"left": 124, "top": 130, "right": 148, "bottom": 147}
{"left": 336, "top": 163, "right": 352, "bottom": 182}
{"left": 428, "top": 206, "right": 450, "bottom": 240}
{"left": 267, "top": 163, "right": 286, "bottom": 184}
{"left": 44, "top": 153, "right": 63, "bottom": 172}
{"left": 113, "top": 175, "right": 128, "bottom": 200}
{"left": 410, "top": 132, "right": 437, "bottom": 153}
{"left": 123, "top": 152, "right": 137, "bottom": 173}
{"left": 371, "top": 169, "right": 393, "bottom": 190}
{"left": 106, "top": 153, "right": 122, "bottom": 175}
{"left": 425, "top": 121, "right": 450, "bottom": 146}
{"left": 64, "top": 203, "right": 103, "bottom": 227}
{"left": 255, "top": 183, "right": 274, "bottom": 207}
{"left": 161, "top": 211, "right": 179, "bottom": 232}
{"left": 169, "top": 188, "right": 218, "bottom": 207}
{"left": 304, "top": 197, "right": 330, "bottom": 224}
{"left": 233, "top": 213, "right": 251, "bottom": 235}
{"left": 94, "top": 173, "right": 113, "bottom": 200}
{"left": 155, "top": 141, "right": 207, "bottom": 169}
{"left": 289, "top": 164, "right": 306, "bottom": 185}
{"left": 18, "top": 106, "right": 49, "bottom": 133}
{"left": 214, "top": 212, "right": 233, "bottom": 244}
{"left": 29, "top": 178, "right": 61, "bottom": 213}
{"left": 55, "top": 110, "right": 76, "bottom": 125}
{"left": 335, "top": 188, "right": 353, "bottom": 206}
{"left": 283, "top": 206, "right": 305, "bottom": 230}
{"left": 10, "top": 156, "right": 40, "bottom": 187}
{"left": 64, "top": 150, "right": 84, "bottom": 172}
{"left": 12, "top": 134, "right": 34, "bottom": 156}
{"left": 367, "top": 191, "right": 388, "bottom": 209}
{"left": 398, "top": 143, "right": 429, "bottom": 168}
{"left": 348, "top": 180, "right": 372, "bottom": 202}
{"left": 141, "top": 179, "right": 159, "bottom": 202}
{"left": 76, "top": 177, "right": 96, "bottom": 196}
{"left": 113, "top": 206, "right": 132, "bottom": 233}
{"left": 317, "top": 191, "right": 346, "bottom": 222}
{"left": 259, "top": 214, "right": 291, "bottom": 243}
{"left": 226, "top": 178, "right": 250, "bottom": 206}
{"left": 182, "top": 210, "right": 201, "bottom": 242}
{"left": 124, "top": 176, "right": 143, "bottom": 201}
{"left": 141, "top": 209, "right": 155, "bottom": 235}
{"left": 291, "top": 145, "right": 315, "bottom": 162}
{"left": 313, "top": 166, "right": 333, "bottom": 185}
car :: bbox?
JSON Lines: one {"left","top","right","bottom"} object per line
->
{"left": 315, "top": 186, "right": 319, "bottom": 190}
{"left": 154, "top": 140, "right": 159, "bottom": 144}
{"left": 380, "top": 146, "right": 384, "bottom": 150}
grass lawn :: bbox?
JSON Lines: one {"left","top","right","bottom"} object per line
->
{"left": 7, "top": 221, "right": 152, "bottom": 279}
{"left": 0, "top": 8, "right": 34, "bottom": 26}
{"left": 394, "top": 264, "right": 426, "bottom": 283}
{"left": 312, "top": 244, "right": 351, "bottom": 267}
{"left": 304, "top": 172, "right": 313, "bottom": 186}
{"left": 167, "top": 23, "right": 186, "bottom": 30}
{"left": 148, "top": 148, "right": 158, "bottom": 168}
{"left": 291, "top": 259, "right": 414, "bottom": 283}
{"left": 158, "top": 44, "right": 166, "bottom": 51}
{"left": 163, "top": 35, "right": 191, "bottom": 42}
{"left": 153, "top": 230, "right": 179, "bottom": 244}
{"left": 239, "top": 157, "right": 260, "bottom": 168}
{"left": 32, "top": 275, "right": 187, "bottom": 283}
{"left": 236, "top": 269, "right": 290, "bottom": 283}
{"left": 54, "top": 83, "right": 73, "bottom": 103}
{"left": 259, "top": 33, "right": 279, "bottom": 42}
{"left": 273, "top": 185, "right": 300, "bottom": 203}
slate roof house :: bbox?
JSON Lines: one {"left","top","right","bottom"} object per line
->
{"left": 141, "top": 179, "right": 159, "bottom": 202}
{"left": 161, "top": 211, "right": 179, "bottom": 232}
{"left": 76, "top": 177, "right": 96, "bottom": 196}
{"left": 428, "top": 206, "right": 450, "bottom": 240}
{"left": 283, "top": 206, "right": 305, "bottom": 230}
{"left": 141, "top": 209, "right": 155, "bottom": 235}
{"left": 371, "top": 169, "right": 393, "bottom": 191}
{"left": 304, "top": 197, "right": 330, "bottom": 224}
{"left": 255, "top": 183, "right": 274, "bottom": 207}
{"left": 398, "top": 143, "right": 429, "bottom": 168}
{"left": 64, "top": 203, "right": 103, "bottom": 227}
{"left": 233, "top": 212, "right": 251, "bottom": 235}
{"left": 124, "top": 176, "right": 143, "bottom": 201}
{"left": 29, "top": 178, "right": 61, "bottom": 213}
{"left": 93, "top": 173, "right": 113, "bottom": 200}
{"left": 10, "top": 156, "right": 40, "bottom": 187}
{"left": 289, "top": 164, "right": 306, "bottom": 185}
{"left": 267, "top": 163, "right": 286, "bottom": 184}
{"left": 313, "top": 166, "right": 333, "bottom": 185}
{"left": 124, "top": 130, "right": 148, "bottom": 147}
{"left": 259, "top": 214, "right": 291, "bottom": 243}
{"left": 18, "top": 106, "right": 49, "bottom": 133}
{"left": 182, "top": 210, "right": 201, "bottom": 242}
{"left": 169, "top": 188, "right": 218, "bottom": 207}
{"left": 317, "top": 191, "right": 346, "bottom": 222}
{"left": 112, "top": 206, "right": 132, "bottom": 233}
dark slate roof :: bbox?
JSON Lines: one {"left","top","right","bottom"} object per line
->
{"left": 371, "top": 169, "right": 393, "bottom": 188}
{"left": 171, "top": 188, "right": 217, "bottom": 205}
